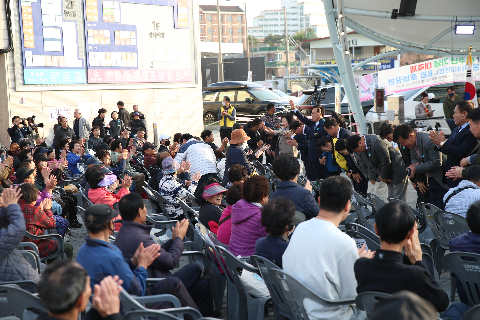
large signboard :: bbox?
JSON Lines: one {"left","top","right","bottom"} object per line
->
{"left": 378, "top": 57, "right": 480, "bottom": 95}
{"left": 16, "top": 0, "right": 194, "bottom": 86}
{"left": 316, "top": 58, "right": 395, "bottom": 71}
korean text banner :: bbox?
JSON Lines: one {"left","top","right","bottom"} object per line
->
{"left": 378, "top": 57, "right": 480, "bottom": 96}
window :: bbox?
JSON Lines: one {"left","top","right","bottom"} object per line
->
{"left": 199, "top": 14, "right": 202, "bottom": 21}
{"left": 275, "top": 53, "right": 283, "bottom": 61}
{"left": 237, "top": 28, "right": 242, "bottom": 34}
{"left": 228, "top": 15, "right": 232, "bottom": 21}
{"left": 207, "top": 14, "right": 212, "bottom": 21}
{"left": 203, "top": 92, "right": 217, "bottom": 101}
{"left": 218, "top": 90, "right": 236, "bottom": 102}
{"left": 238, "top": 36, "right": 243, "bottom": 43}
{"left": 228, "top": 28, "right": 232, "bottom": 34}
{"left": 237, "top": 90, "right": 252, "bottom": 102}
{"left": 208, "top": 27, "right": 212, "bottom": 34}
{"left": 220, "top": 15, "right": 222, "bottom": 21}
{"left": 349, "top": 47, "right": 362, "bottom": 56}
{"left": 238, "top": 15, "right": 242, "bottom": 22}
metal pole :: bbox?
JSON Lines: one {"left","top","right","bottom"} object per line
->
{"left": 216, "top": 0, "right": 223, "bottom": 82}
{"left": 284, "top": 6, "right": 290, "bottom": 91}
{"left": 245, "top": 2, "right": 250, "bottom": 76}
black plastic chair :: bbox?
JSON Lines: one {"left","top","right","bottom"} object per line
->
{"left": 250, "top": 255, "right": 290, "bottom": 320}
{"left": 434, "top": 211, "right": 469, "bottom": 241}
{"left": 345, "top": 223, "right": 380, "bottom": 251}
{"left": 123, "top": 308, "right": 202, "bottom": 320}
{"left": 269, "top": 268, "right": 355, "bottom": 320}
{"left": 0, "top": 285, "right": 48, "bottom": 318}
{"left": 355, "top": 291, "right": 392, "bottom": 317}
{"left": 442, "top": 252, "right": 480, "bottom": 306}
{"left": 0, "top": 280, "right": 38, "bottom": 293}
{"left": 367, "top": 193, "right": 386, "bottom": 212}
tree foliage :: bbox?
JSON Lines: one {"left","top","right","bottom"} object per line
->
{"left": 264, "top": 34, "right": 284, "bottom": 46}
{"left": 292, "top": 28, "right": 317, "bottom": 43}
{"left": 248, "top": 35, "right": 259, "bottom": 47}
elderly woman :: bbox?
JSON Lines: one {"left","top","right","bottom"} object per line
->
{"left": 196, "top": 177, "right": 227, "bottom": 233}
{"left": 271, "top": 114, "right": 298, "bottom": 157}
{"left": 415, "top": 92, "right": 434, "bottom": 118}
{"left": 158, "top": 157, "right": 200, "bottom": 220}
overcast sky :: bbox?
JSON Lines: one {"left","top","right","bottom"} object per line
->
{"left": 199, "top": 0, "right": 282, "bottom": 25}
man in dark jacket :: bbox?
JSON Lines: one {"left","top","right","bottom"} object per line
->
{"left": 117, "top": 101, "right": 130, "bottom": 129}
{"left": 115, "top": 193, "right": 214, "bottom": 317}
{"left": 109, "top": 111, "right": 124, "bottom": 139}
{"left": 92, "top": 108, "right": 107, "bottom": 138}
{"left": 54, "top": 117, "right": 75, "bottom": 150}
{"left": 270, "top": 154, "right": 318, "bottom": 219}
{"left": 354, "top": 201, "right": 450, "bottom": 313}
{"left": 290, "top": 120, "right": 313, "bottom": 180}
{"left": 8, "top": 116, "right": 31, "bottom": 144}
{"left": 130, "top": 111, "right": 147, "bottom": 137}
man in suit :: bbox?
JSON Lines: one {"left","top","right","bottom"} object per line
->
{"left": 289, "top": 120, "right": 313, "bottom": 180}
{"left": 430, "top": 100, "right": 479, "bottom": 187}
{"left": 287, "top": 100, "right": 327, "bottom": 181}
{"left": 394, "top": 124, "right": 449, "bottom": 209}
{"left": 347, "top": 134, "right": 408, "bottom": 202}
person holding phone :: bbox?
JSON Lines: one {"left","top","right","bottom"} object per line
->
{"left": 217, "top": 95, "right": 236, "bottom": 140}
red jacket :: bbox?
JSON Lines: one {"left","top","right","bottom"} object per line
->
{"left": 88, "top": 187, "right": 130, "bottom": 230}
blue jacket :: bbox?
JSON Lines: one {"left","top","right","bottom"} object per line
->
{"left": 76, "top": 237, "right": 148, "bottom": 296}
{"left": 115, "top": 221, "right": 184, "bottom": 279}
{"left": 67, "top": 152, "right": 91, "bottom": 175}
{"left": 270, "top": 181, "right": 319, "bottom": 220}
{"left": 255, "top": 235, "right": 289, "bottom": 268}
{"left": 293, "top": 110, "right": 328, "bottom": 163}
{"left": 222, "top": 144, "right": 253, "bottom": 186}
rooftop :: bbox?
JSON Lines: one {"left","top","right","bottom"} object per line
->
{"left": 199, "top": 5, "right": 245, "bottom": 13}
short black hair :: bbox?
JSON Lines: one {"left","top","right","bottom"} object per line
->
{"left": 317, "top": 137, "right": 332, "bottom": 149}
{"left": 18, "top": 149, "right": 31, "bottom": 162}
{"left": 468, "top": 166, "right": 480, "bottom": 183}
{"left": 323, "top": 118, "right": 338, "bottom": 129}
{"left": 420, "top": 92, "right": 428, "bottom": 99}
{"left": 228, "top": 164, "right": 248, "bottom": 183}
{"left": 19, "top": 140, "right": 30, "bottom": 149}
{"left": 252, "top": 118, "right": 262, "bottom": 127}
{"left": 117, "top": 101, "right": 124, "bottom": 106}
{"left": 319, "top": 176, "right": 352, "bottom": 213}
{"left": 232, "top": 123, "right": 243, "bottom": 130}
{"left": 375, "top": 201, "right": 416, "bottom": 244}
{"left": 59, "top": 138, "right": 69, "bottom": 150}
{"left": 289, "top": 120, "right": 302, "bottom": 131}
{"left": 223, "top": 95, "right": 230, "bottom": 102}
{"left": 261, "top": 197, "right": 295, "bottom": 236}
{"left": 281, "top": 114, "right": 293, "bottom": 125}
{"left": 68, "top": 140, "right": 79, "bottom": 151}
{"left": 458, "top": 100, "right": 475, "bottom": 115}
{"left": 243, "top": 175, "right": 269, "bottom": 203}
{"left": 195, "top": 177, "right": 220, "bottom": 205}
{"left": 12, "top": 115, "right": 20, "bottom": 123}
{"left": 378, "top": 120, "right": 394, "bottom": 139}
{"left": 335, "top": 139, "right": 347, "bottom": 152}
{"left": 20, "top": 183, "right": 38, "bottom": 203}
{"left": 111, "top": 111, "right": 117, "bottom": 117}
{"left": 467, "top": 200, "right": 480, "bottom": 233}
{"left": 85, "top": 219, "right": 110, "bottom": 234}
{"left": 447, "top": 86, "right": 455, "bottom": 92}
{"left": 110, "top": 139, "right": 122, "bottom": 151}
{"left": 96, "top": 150, "right": 110, "bottom": 162}
{"left": 266, "top": 103, "right": 275, "bottom": 111}
{"left": 467, "top": 107, "right": 480, "bottom": 122}
{"left": 393, "top": 124, "right": 413, "bottom": 142}
{"left": 136, "top": 127, "right": 145, "bottom": 133}
{"left": 272, "top": 154, "right": 300, "bottom": 181}
{"left": 180, "top": 133, "right": 193, "bottom": 142}
{"left": 173, "top": 133, "right": 182, "bottom": 144}
{"left": 38, "top": 260, "right": 88, "bottom": 314}
{"left": 225, "top": 182, "right": 243, "bottom": 206}
{"left": 104, "top": 136, "right": 114, "bottom": 145}
{"left": 346, "top": 135, "right": 362, "bottom": 154}
{"left": 86, "top": 166, "right": 104, "bottom": 189}
{"left": 201, "top": 130, "right": 212, "bottom": 141}
{"left": 92, "top": 126, "right": 100, "bottom": 132}
{"left": 119, "top": 193, "right": 145, "bottom": 221}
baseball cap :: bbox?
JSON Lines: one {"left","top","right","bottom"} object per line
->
{"left": 142, "top": 142, "right": 157, "bottom": 152}
{"left": 86, "top": 157, "right": 102, "bottom": 165}
{"left": 96, "top": 143, "right": 110, "bottom": 151}
{"left": 85, "top": 204, "right": 118, "bottom": 224}
{"left": 34, "top": 153, "right": 49, "bottom": 162}
{"left": 133, "top": 111, "right": 140, "bottom": 116}
{"left": 159, "top": 134, "right": 171, "bottom": 140}
{"left": 35, "top": 147, "right": 49, "bottom": 155}
{"left": 14, "top": 167, "right": 35, "bottom": 184}
{"left": 202, "top": 183, "right": 227, "bottom": 199}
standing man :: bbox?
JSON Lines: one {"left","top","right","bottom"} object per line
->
{"left": 130, "top": 111, "right": 147, "bottom": 137}
{"left": 54, "top": 117, "right": 75, "bottom": 152}
{"left": 289, "top": 120, "right": 313, "bottom": 180}
{"left": 217, "top": 95, "right": 236, "bottom": 140}
{"left": 443, "top": 86, "right": 462, "bottom": 120}
{"left": 73, "top": 109, "right": 91, "bottom": 143}
{"left": 130, "top": 105, "right": 145, "bottom": 120}
{"left": 92, "top": 108, "right": 107, "bottom": 138}
{"left": 346, "top": 134, "right": 408, "bottom": 202}
{"left": 8, "top": 116, "right": 30, "bottom": 144}
{"left": 117, "top": 101, "right": 130, "bottom": 129}
{"left": 261, "top": 103, "right": 281, "bottom": 128}
{"left": 287, "top": 100, "right": 328, "bottom": 181}
{"left": 394, "top": 124, "right": 449, "bottom": 208}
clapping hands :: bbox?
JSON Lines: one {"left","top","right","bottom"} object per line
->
{"left": 0, "top": 186, "right": 22, "bottom": 208}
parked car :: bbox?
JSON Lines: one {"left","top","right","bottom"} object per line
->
{"left": 203, "top": 81, "right": 291, "bottom": 124}
{"left": 272, "top": 89, "right": 300, "bottom": 104}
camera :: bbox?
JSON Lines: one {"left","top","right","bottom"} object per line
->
{"left": 406, "top": 168, "right": 411, "bottom": 176}
{"left": 27, "top": 115, "right": 44, "bottom": 128}
{"left": 311, "top": 85, "right": 327, "bottom": 105}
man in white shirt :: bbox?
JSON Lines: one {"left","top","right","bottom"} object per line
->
{"left": 283, "top": 176, "right": 372, "bottom": 320}
{"left": 444, "top": 166, "right": 480, "bottom": 217}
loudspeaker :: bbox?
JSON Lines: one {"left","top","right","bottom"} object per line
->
{"left": 399, "top": 0, "right": 417, "bottom": 16}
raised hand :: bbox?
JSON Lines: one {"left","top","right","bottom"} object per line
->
{"left": 289, "top": 100, "right": 297, "bottom": 110}
{"left": 92, "top": 275, "right": 123, "bottom": 318}
{"left": 136, "top": 242, "right": 161, "bottom": 269}
{"left": 0, "top": 186, "right": 22, "bottom": 207}
{"left": 287, "top": 139, "right": 298, "bottom": 147}
{"left": 192, "top": 171, "right": 201, "bottom": 182}
{"left": 60, "top": 150, "right": 67, "bottom": 160}
{"left": 4, "top": 155, "right": 13, "bottom": 167}
{"left": 43, "top": 198, "right": 53, "bottom": 211}
{"left": 357, "top": 244, "right": 374, "bottom": 259}
{"left": 41, "top": 166, "right": 52, "bottom": 181}
{"left": 122, "top": 175, "right": 133, "bottom": 189}
{"left": 45, "top": 175, "right": 57, "bottom": 192}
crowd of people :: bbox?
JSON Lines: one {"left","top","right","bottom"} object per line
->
{"left": 2, "top": 93, "right": 480, "bottom": 320}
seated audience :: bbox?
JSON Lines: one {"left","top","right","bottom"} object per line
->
{"left": 110, "top": 139, "right": 146, "bottom": 194}
{"left": 0, "top": 186, "right": 40, "bottom": 284}
{"left": 76, "top": 204, "right": 193, "bottom": 309}
{"left": 66, "top": 140, "right": 91, "bottom": 176}
{"left": 38, "top": 260, "right": 122, "bottom": 320}
{"left": 142, "top": 142, "right": 157, "bottom": 171}
{"left": 217, "top": 182, "right": 243, "bottom": 245}
{"left": 19, "top": 183, "right": 74, "bottom": 258}
{"left": 87, "top": 126, "right": 103, "bottom": 151}
{"left": 96, "top": 149, "right": 126, "bottom": 178}
{"left": 196, "top": 178, "right": 227, "bottom": 232}
{"left": 229, "top": 175, "right": 269, "bottom": 257}
{"left": 444, "top": 166, "right": 480, "bottom": 217}
{"left": 148, "top": 151, "right": 171, "bottom": 191}
{"left": 115, "top": 193, "right": 213, "bottom": 316}
{"left": 0, "top": 155, "right": 13, "bottom": 192}
{"left": 159, "top": 157, "right": 200, "bottom": 220}
{"left": 271, "top": 154, "right": 319, "bottom": 219}
{"left": 87, "top": 165, "right": 131, "bottom": 208}
{"left": 370, "top": 291, "right": 437, "bottom": 320}
{"left": 255, "top": 197, "right": 297, "bottom": 268}
{"left": 354, "top": 201, "right": 449, "bottom": 312}
{"left": 283, "top": 176, "right": 372, "bottom": 320}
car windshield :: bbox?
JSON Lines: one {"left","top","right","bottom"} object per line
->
{"left": 273, "top": 90, "right": 287, "bottom": 97}
{"left": 249, "top": 89, "right": 285, "bottom": 101}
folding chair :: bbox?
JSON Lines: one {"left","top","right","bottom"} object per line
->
{"left": 79, "top": 187, "right": 93, "bottom": 209}
{"left": 22, "top": 231, "right": 66, "bottom": 262}
{"left": 462, "top": 304, "right": 480, "bottom": 320}
{"left": 269, "top": 268, "right": 355, "bottom": 320}
{"left": 251, "top": 255, "right": 290, "bottom": 320}
{"left": 215, "top": 246, "right": 271, "bottom": 320}
{"left": 119, "top": 288, "right": 181, "bottom": 312}
{"left": 355, "top": 291, "right": 392, "bottom": 317}
{"left": 76, "top": 206, "right": 86, "bottom": 225}
{"left": 0, "top": 285, "right": 48, "bottom": 318}
{"left": 0, "top": 281, "right": 38, "bottom": 293}
{"left": 434, "top": 211, "right": 469, "bottom": 241}
{"left": 143, "top": 185, "right": 162, "bottom": 214}
{"left": 345, "top": 223, "right": 380, "bottom": 251}
{"left": 442, "top": 252, "right": 480, "bottom": 306}
{"left": 123, "top": 308, "right": 202, "bottom": 320}
{"left": 18, "top": 250, "right": 41, "bottom": 274}
{"left": 368, "top": 193, "right": 387, "bottom": 212}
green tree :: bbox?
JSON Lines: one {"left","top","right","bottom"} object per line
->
{"left": 264, "top": 34, "right": 284, "bottom": 46}
{"left": 248, "top": 35, "right": 259, "bottom": 47}
{"left": 292, "top": 28, "right": 316, "bottom": 43}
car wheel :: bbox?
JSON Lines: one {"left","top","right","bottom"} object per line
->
{"left": 255, "top": 109, "right": 266, "bottom": 116}
{"left": 203, "top": 112, "right": 216, "bottom": 124}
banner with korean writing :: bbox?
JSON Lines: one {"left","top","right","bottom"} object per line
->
{"left": 378, "top": 57, "right": 480, "bottom": 95}
{"left": 316, "top": 58, "right": 395, "bottom": 71}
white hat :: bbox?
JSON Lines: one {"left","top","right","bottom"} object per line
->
{"left": 159, "top": 134, "right": 171, "bottom": 140}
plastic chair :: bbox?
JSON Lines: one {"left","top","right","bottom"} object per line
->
{"left": 18, "top": 250, "right": 41, "bottom": 274}
{"left": 22, "top": 231, "right": 66, "bottom": 262}
{"left": 0, "top": 284, "right": 48, "bottom": 318}
{"left": 421, "top": 252, "right": 439, "bottom": 280}
{"left": 434, "top": 211, "right": 469, "bottom": 241}
{"left": 79, "top": 187, "right": 93, "bottom": 209}
{"left": 250, "top": 255, "right": 290, "bottom": 320}
{"left": 355, "top": 291, "right": 392, "bottom": 316}
{"left": 367, "top": 193, "right": 386, "bottom": 212}
{"left": 345, "top": 223, "right": 380, "bottom": 251}
{"left": 76, "top": 206, "right": 86, "bottom": 225}
{"left": 0, "top": 280, "right": 38, "bottom": 293}
{"left": 119, "top": 288, "right": 181, "bottom": 313}
{"left": 123, "top": 308, "right": 202, "bottom": 320}
{"left": 442, "top": 252, "right": 480, "bottom": 306}
{"left": 143, "top": 185, "right": 162, "bottom": 214}
{"left": 215, "top": 246, "right": 271, "bottom": 320}
{"left": 462, "top": 304, "right": 480, "bottom": 320}
{"left": 269, "top": 268, "right": 355, "bottom": 320}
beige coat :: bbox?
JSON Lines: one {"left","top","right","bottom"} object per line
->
{"left": 274, "top": 127, "right": 298, "bottom": 157}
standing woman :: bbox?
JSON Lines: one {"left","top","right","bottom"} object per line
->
{"left": 273, "top": 114, "right": 298, "bottom": 157}
{"left": 415, "top": 92, "right": 434, "bottom": 118}
{"left": 217, "top": 95, "right": 236, "bottom": 140}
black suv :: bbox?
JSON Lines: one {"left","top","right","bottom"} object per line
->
{"left": 203, "top": 81, "right": 291, "bottom": 124}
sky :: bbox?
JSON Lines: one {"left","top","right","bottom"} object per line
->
{"left": 199, "top": 0, "right": 282, "bottom": 25}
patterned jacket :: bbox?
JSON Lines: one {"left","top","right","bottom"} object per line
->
{"left": 158, "top": 175, "right": 197, "bottom": 219}
{"left": 20, "top": 199, "right": 57, "bottom": 258}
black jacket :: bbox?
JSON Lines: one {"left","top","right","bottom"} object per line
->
{"left": 294, "top": 126, "right": 311, "bottom": 162}
{"left": 129, "top": 119, "right": 146, "bottom": 136}
{"left": 109, "top": 119, "right": 124, "bottom": 139}
{"left": 92, "top": 116, "right": 106, "bottom": 138}
{"left": 354, "top": 249, "right": 449, "bottom": 312}
{"left": 222, "top": 144, "right": 253, "bottom": 186}
{"left": 118, "top": 108, "right": 130, "bottom": 128}
{"left": 54, "top": 126, "right": 75, "bottom": 147}
{"left": 293, "top": 110, "right": 328, "bottom": 163}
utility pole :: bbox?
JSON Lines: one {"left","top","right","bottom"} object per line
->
{"left": 216, "top": 0, "right": 223, "bottom": 82}
{"left": 284, "top": 6, "right": 290, "bottom": 91}
{"left": 245, "top": 1, "right": 250, "bottom": 79}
